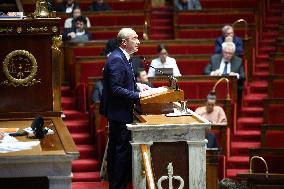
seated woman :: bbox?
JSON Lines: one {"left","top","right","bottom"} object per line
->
{"left": 64, "top": 7, "right": 91, "bottom": 28}
{"left": 148, "top": 44, "right": 181, "bottom": 77}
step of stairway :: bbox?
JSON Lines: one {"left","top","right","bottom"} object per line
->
{"left": 151, "top": 19, "right": 172, "bottom": 25}
{"left": 151, "top": 12, "right": 172, "bottom": 19}
{"left": 72, "top": 172, "right": 100, "bottom": 182}
{"left": 237, "top": 117, "right": 264, "bottom": 130}
{"left": 265, "top": 16, "right": 282, "bottom": 24}
{"left": 255, "top": 64, "right": 269, "bottom": 73}
{"left": 249, "top": 81, "right": 268, "bottom": 94}
{"left": 61, "top": 86, "right": 74, "bottom": 97}
{"left": 72, "top": 159, "right": 100, "bottom": 172}
{"left": 226, "top": 168, "right": 249, "bottom": 178}
{"left": 232, "top": 130, "right": 261, "bottom": 142}
{"left": 260, "top": 39, "right": 276, "bottom": 46}
{"left": 150, "top": 26, "right": 172, "bottom": 33}
{"left": 259, "top": 46, "right": 276, "bottom": 53}
{"left": 71, "top": 133, "right": 93, "bottom": 145}
{"left": 63, "top": 110, "right": 88, "bottom": 121}
{"left": 150, "top": 33, "right": 173, "bottom": 40}
{"left": 252, "top": 72, "right": 269, "bottom": 80}
{"left": 240, "top": 107, "right": 264, "bottom": 117}
{"left": 62, "top": 97, "right": 77, "bottom": 110}
{"left": 256, "top": 54, "right": 269, "bottom": 61}
{"left": 65, "top": 120, "right": 90, "bottom": 133}
{"left": 243, "top": 94, "right": 267, "bottom": 107}
{"left": 72, "top": 182, "right": 109, "bottom": 189}
{"left": 262, "top": 31, "right": 279, "bottom": 38}
{"left": 231, "top": 141, "right": 261, "bottom": 155}
{"left": 77, "top": 144, "right": 97, "bottom": 159}
{"left": 227, "top": 156, "right": 249, "bottom": 169}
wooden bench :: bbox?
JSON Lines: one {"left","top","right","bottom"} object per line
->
{"left": 269, "top": 53, "right": 284, "bottom": 75}
{"left": 264, "top": 98, "right": 284, "bottom": 125}
{"left": 186, "top": 99, "right": 232, "bottom": 156}
{"left": 268, "top": 75, "right": 284, "bottom": 98}
{"left": 261, "top": 125, "right": 284, "bottom": 148}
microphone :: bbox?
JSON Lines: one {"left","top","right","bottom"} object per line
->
{"left": 46, "top": 1, "right": 56, "bottom": 12}
{"left": 148, "top": 64, "right": 179, "bottom": 90}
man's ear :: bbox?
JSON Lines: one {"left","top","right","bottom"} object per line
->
{"left": 121, "top": 39, "right": 127, "bottom": 47}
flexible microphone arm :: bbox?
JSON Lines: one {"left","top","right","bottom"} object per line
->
{"left": 148, "top": 65, "right": 179, "bottom": 90}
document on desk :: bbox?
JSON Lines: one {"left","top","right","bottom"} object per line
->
{"left": 0, "top": 134, "right": 40, "bottom": 153}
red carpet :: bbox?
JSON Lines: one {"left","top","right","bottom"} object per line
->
{"left": 61, "top": 86, "right": 103, "bottom": 189}
{"left": 226, "top": 1, "right": 283, "bottom": 178}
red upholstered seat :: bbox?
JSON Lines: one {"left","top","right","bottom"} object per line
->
{"left": 265, "top": 131, "right": 284, "bottom": 148}
{"left": 92, "top": 31, "right": 143, "bottom": 40}
{"left": 273, "top": 60, "right": 284, "bottom": 75}
{"left": 79, "top": 61, "right": 105, "bottom": 83}
{"left": 271, "top": 80, "right": 284, "bottom": 98}
{"left": 88, "top": 15, "right": 144, "bottom": 26}
{"left": 74, "top": 48, "right": 103, "bottom": 57}
{"left": 267, "top": 105, "right": 284, "bottom": 124}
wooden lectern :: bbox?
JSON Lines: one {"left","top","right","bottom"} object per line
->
{"left": 128, "top": 88, "right": 211, "bottom": 189}
{"left": 0, "top": 18, "right": 78, "bottom": 189}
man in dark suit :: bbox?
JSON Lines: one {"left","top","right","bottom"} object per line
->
{"left": 205, "top": 42, "right": 245, "bottom": 105}
{"left": 214, "top": 25, "right": 243, "bottom": 57}
{"left": 100, "top": 28, "right": 152, "bottom": 189}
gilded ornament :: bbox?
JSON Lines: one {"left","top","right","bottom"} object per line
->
{"left": 16, "top": 27, "right": 22, "bottom": 33}
{"left": 52, "top": 26, "right": 58, "bottom": 33}
{"left": 1, "top": 50, "right": 41, "bottom": 87}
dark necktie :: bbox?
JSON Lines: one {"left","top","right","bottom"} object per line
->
{"left": 222, "top": 62, "right": 228, "bottom": 75}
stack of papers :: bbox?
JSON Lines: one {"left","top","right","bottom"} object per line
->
{"left": 0, "top": 134, "right": 40, "bottom": 153}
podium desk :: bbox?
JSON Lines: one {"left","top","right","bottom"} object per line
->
{"left": 0, "top": 118, "right": 78, "bottom": 189}
{"left": 128, "top": 110, "right": 211, "bottom": 189}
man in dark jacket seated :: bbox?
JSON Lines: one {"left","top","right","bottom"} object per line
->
{"left": 89, "top": 0, "right": 111, "bottom": 11}
{"left": 214, "top": 25, "right": 243, "bottom": 57}
{"left": 62, "top": 16, "right": 92, "bottom": 42}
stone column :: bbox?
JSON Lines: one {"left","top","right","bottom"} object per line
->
{"left": 131, "top": 142, "right": 153, "bottom": 189}
{"left": 187, "top": 140, "right": 208, "bottom": 189}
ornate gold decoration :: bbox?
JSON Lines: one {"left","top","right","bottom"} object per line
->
{"left": 0, "top": 27, "right": 13, "bottom": 33}
{"left": 33, "top": 0, "right": 49, "bottom": 18}
{"left": 52, "top": 35, "right": 62, "bottom": 51}
{"left": 52, "top": 26, "right": 58, "bottom": 33}
{"left": 26, "top": 26, "right": 48, "bottom": 33}
{"left": 16, "top": 27, "right": 22, "bottom": 33}
{"left": 1, "top": 50, "right": 41, "bottom": 87}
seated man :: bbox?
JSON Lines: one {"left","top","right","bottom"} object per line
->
{"left": 57, "top": 0, "right": 79, "bottom": 13}
{"left": 89, "top": 0, "right": 111, "bottom": 11}
{"left": 195, "top": 92, "right": 227, "bottom": 148}
{"left": 62, "top": 16, "right": 92, "bottom": 42}
{"left": 174, "top": 0, "right": 202, "bottom": 10}
{"left": 135, "top": 69, "right": 153, "bottom": 88}
{"left": 204, "top": 41, "right": 245, "bottom": 91}
{"left": 148, "top": 44, "right": 181, "bottom": 77}
{"left": 64, "top": 7, "right": 91, "bottom": 28}
{"left": 214, "top": 25, "right": 243, "bottom": 57}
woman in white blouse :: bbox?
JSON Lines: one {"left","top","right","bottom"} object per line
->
{"left": 148, "top": 44, "right": 181, "bottom": 77}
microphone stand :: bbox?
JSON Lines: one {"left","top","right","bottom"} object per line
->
{"left": 148, "top": 65, "right": 179, "bottom": 91}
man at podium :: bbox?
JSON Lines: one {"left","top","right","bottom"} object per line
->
{"left": 100, "top": 28, "right": 152, "bottom": 189}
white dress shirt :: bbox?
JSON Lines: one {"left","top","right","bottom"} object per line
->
{"left": 148, "top": 56, "right": 181, "bottom": 77}
{"left": 119, "top": 47, "right": 130, "bottom": 62}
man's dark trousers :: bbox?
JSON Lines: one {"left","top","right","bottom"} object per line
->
{"left": 107, "top": 120, "right": 132, "bottom": 189}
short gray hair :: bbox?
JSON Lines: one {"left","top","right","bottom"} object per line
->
{"left": 117, "top": 28, "right": 135, "bottom": 39}
{"left": 222, "top": 41, "right": 236, "bottom": 53}
{"left": 222, "top": 25, "right": 233, "bottom": 34}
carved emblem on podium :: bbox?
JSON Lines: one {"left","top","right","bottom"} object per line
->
{"left": 157, "top": 162, "right": 184, "bottom": 189}
{"left": 1, "top": 50, "right": 41, "bottom": 87}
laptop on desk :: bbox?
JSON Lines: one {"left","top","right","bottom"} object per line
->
{"left": 155, "top": 68, "right": 173, "bottom": 76}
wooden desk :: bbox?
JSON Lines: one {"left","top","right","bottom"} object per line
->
{"left": 238, "top": 173, "right": 284, "bottom": 189}
{"left": 0, "top": 118, "right": 78, "bottom": 189}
